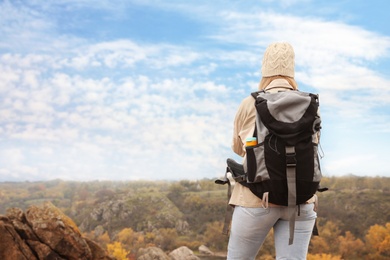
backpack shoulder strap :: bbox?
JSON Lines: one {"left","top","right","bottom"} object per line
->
{"left": 251, "top": 90, "right": 263, "bottom": 99}
{"left": 250, "top": 91, "right": 263, "bottom": 139}
{"left": 286, "top": 145, "right": 297, "bottom": 245}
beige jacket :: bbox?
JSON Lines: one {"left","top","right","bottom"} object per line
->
{"left": 229, "top": 79, "right": 316, "bottom": 207}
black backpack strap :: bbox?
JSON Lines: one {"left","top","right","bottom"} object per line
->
{"left": 312, "top": 220, "right": 319, "bottom": 236}
{"left": 250, "top": 90, "right": 264, "bottom": 99}
{"left": 250, "top": 91, "right": 263, "bottom": 140}
{"left": 214, "top": 159, "right": 249, "bottom": 234}
{"left": 214, "top": 164, "right": 233, "bottom": 235}
{"left": 222, "top": 181, "right": 233, "bottom": 235}
{"left": 215, "top": 166, "right": 233, "bottom": 235}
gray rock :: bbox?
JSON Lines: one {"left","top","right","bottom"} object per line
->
{"left": 137, "top": 247, "right": 170, "bottom": 260}
{"left": 199, "top": 244, "right": 214, "bottom": 255}
{"left": 169, "top": 246, "right": 200, "bottom": 260}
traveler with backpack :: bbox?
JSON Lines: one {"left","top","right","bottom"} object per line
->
{"left": 226, "top": 42, "right": 320, "bottom": 259}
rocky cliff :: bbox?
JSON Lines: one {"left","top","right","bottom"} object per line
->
{"left": 0, "top": 202, "right": 113, "bottom": 260}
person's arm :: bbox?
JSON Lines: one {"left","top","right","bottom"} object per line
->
{"left": 231, "top": 96, "right": 256, "bottom": 157}
{"left": 232, "top": 107, "right": 246, "bottom": 157}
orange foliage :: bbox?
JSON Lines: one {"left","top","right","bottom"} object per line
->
{"left": 307, "top": 253, "right": 341, "bottom": 260}
{"left": 365, "top": 223, "right": 390, "bottom": 259}
{"left": 107, "top": 241, "right": 129, "bottom": 260}
{"left": 338, "top": 231, "right": 365, "bottom": 259}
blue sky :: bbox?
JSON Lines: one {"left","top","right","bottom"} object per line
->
{"left": 0, "top": 0, "right": 390, "bottom": 181}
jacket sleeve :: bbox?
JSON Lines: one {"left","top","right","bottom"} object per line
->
{"left": 232, "top": 96, "right": 256, "bottom": 157}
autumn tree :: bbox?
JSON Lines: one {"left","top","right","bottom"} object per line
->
{"left": 365, "top": 223, "right": 390, "bottom": 259}
{"left": 117, "top": 228, "right": 136, "bottom": 246}
{"left": 307, "top": 254, "right": 341, "bottom": 260}
{"left": 114, "top": 227, "right": 150, "bottom": 257}
{"left": 154, "top": 228, "right": 178, "bottom": 251}
{"left": 107, "top": 241, "right": 129, "bottom": 260}
{"left": 309, "top": 220, "right": 341, "bottom": 256}
{"left": 96, "top": 231, "right": 111, "bottom": 247}
{"left": 338, "top": 231, "right": 365, "bottom": 259}
{"left": 204, "top": 221, "right": 228, "bottom": 251}
{"left": 183, "top": 194, "right": 202, "bottom": 210}
{"left": 143, "top": 231, "right": 156, "bottom": 246}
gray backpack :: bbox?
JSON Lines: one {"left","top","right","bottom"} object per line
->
{"left": 216, "top": 90, "right": 326, "bottom": 244}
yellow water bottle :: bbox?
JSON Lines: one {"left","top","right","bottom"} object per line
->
{"left": 245, "top": 137, "right": 257, "bottom": 147}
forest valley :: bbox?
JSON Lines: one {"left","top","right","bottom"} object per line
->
{"left": 0, "top": 176, "right": 389, "bottom": 260}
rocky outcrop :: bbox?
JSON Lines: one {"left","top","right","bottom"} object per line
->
{"left": 169, "top": 246, "right": 200, "bottom": 260}
{"left": 137, "top": 247, "right": 170, "bottom": 260}
{"left": 0, "top": 215, "right": 37, "bottom": 260}
{"left": 199, "top": 244, "right": 214, "bottom": 256}
{"left": 79, "top": 194, "right": 188, "bottom": 236}
{"left": 0, "top": 202, "right": 113, "bottom": 260}
{"left": 137, "top": 246, "right": 200, "bottom": 260}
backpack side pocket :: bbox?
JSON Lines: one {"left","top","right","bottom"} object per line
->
{"left": 245, "top": 142, "right": 270, "bottom": 183}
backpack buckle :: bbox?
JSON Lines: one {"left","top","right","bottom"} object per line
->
{"left": 286, "top": 147, "right": 296, "bottom": 167}
{"left": 232, "top": 174, "right": 246, "bottom": 183}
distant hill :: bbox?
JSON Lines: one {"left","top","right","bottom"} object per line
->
{"left": 0, "top": 176, "right": 389, "bottom": 259}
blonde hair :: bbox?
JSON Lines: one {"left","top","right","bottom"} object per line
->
{"left": 259, "top": 75, "right": 298, "bottom": 90}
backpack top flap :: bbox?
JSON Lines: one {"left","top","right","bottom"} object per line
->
{"left": 254, "top": 91, "right": 319, "bottom": 144}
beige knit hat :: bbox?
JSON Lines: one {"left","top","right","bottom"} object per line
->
{"left": 261, "top": 42, "right": 295, "bottom": 78}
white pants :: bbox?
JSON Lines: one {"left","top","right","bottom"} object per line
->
{"left": 227, "top": 203, "right": 316, "bottom": 260}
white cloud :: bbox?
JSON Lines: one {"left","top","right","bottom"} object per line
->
{"left": 0, "top": 1, "right": 389, "bottom": 180}
{"left": 213, "top": 11, "right": 390, "bottom": 62}
{"left": 208, "top": 10, "right": 390, "bottom": 124}
{"left": 0, "top": 48, "right": 236, "bottom": 179}
{"left": 0, "top": 1, "right": 81, "bottom": 53}
{"left": 0, "top": 148, "right": 24, "bottom": 166}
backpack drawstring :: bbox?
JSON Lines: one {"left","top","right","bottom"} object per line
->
{"left": 313, "top": 194, "right": 318, "bottom": 212}
{"left": 318, "top": 142, "right": 325, "bottom": 159}
{"left": 268, "top": 134, "right": 280, "bottom": 154}
{"left": 262, "top": 192, "right": 269, "bottom": 209}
